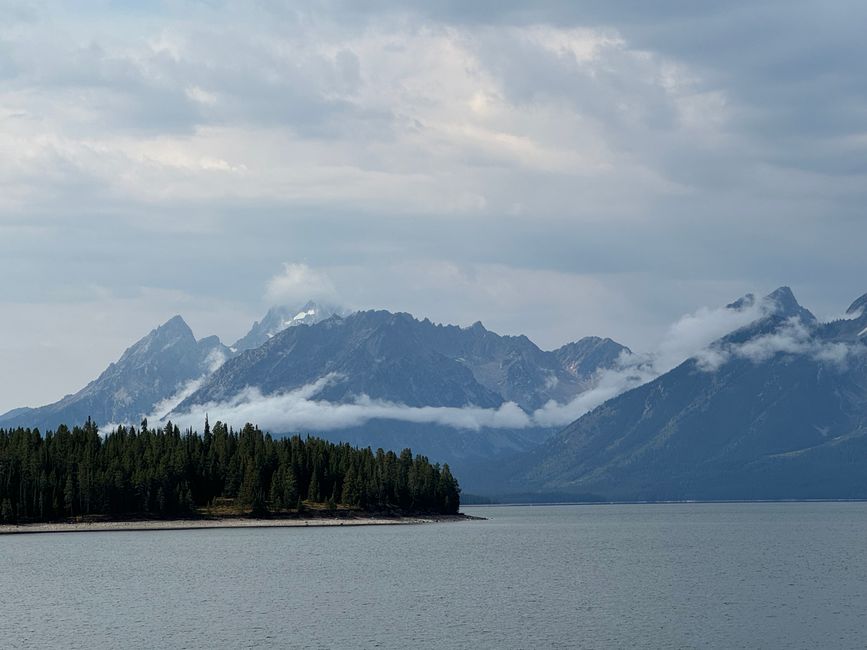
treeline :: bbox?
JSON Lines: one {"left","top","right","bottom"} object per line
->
{"left": 0, "top": 418, "right": 460, "bottom": 523}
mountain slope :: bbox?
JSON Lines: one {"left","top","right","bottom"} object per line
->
{"left": 509, "top": 287, "right": 867, "bottom": 500}
{"left": 0, "top": 316, "right": 230, "bottom": 431}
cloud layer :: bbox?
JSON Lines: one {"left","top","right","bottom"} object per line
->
{"left": 3, "top": 2, "right": 867, "bottom": 411}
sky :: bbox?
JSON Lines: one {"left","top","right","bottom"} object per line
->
{"left": 2, "top": 1, "right": 867, "bottom": 413}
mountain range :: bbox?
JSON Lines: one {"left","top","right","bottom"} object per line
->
{"left": 177, "top": 310, "right": 626, "bottom": 413}
{"left": 5, "top": 287, "right": 867, "bottom": 500}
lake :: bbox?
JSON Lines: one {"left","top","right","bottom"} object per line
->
{"left": 2, "top": 502, "right": 866, "bottom": 648}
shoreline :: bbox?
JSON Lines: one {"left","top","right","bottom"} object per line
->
{"left": 0, "top": 513, "right": 478, "bottom": 536}
{"left": 464, "top": 498, "right": 867, "bottom": 507}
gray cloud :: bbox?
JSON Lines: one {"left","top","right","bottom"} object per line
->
{"left": 2, "top": 1, "right": 867, "bottom": 412}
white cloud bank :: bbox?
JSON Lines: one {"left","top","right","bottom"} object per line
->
{"left": 159, "top": 375, "right": 534, "bottom": 434}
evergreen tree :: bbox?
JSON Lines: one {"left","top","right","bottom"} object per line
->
{"left": 308, "top": 466, "right": 321, "bottom": 502}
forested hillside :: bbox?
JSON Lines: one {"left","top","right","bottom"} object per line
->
{"left": 0, "top": 419, "right": 460, "bottom": 523}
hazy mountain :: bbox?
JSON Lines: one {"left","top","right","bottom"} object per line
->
{"left": 232, "top": 301, "right": 346, "bottom": 352}
{"left": 177, "top": 310, "right": 629, "bottom": 413}
{"left": 0, "top": 316, "right": 230, "bottom": 431}
{"left": 507, "top": 287, "right": 867, "bottom": 500}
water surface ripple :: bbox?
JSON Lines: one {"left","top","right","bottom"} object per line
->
{"left": 2, "top": 502, "right": 866, "bottom": 648}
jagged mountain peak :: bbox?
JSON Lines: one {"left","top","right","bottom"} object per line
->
{"left": 764, "top": 286, "right": 797, "bottom": 312}
{"left": 763, "top": 286, "right": 815, "bottom": 321}
{"left": 766, "top": 285, "right": 796, "bottom": 302}
{"left": 160, "top": 313, "right": 191, "bottom": 330}
{"left": 557, "top": 335, "right": 626, "bottom": 350}
{"left": 0, "top": 316, "right": 229, "bottom": 431}
{"left": 554, "top": 337, "right": 630, "bottom": 380}
{"left": 232, "top": 300, "right": 347, "bottom": 352}
{"left": 740, "top": 286, "right": 815, "bottom": 329}
{"left": 716, "top": 287, "right": 816, "bottom": 348}
{"left": 143, "top": 314, "right": 195, "bottom": 342}
{"left": 115, "top": 315, "right": 197, "bottom": 362}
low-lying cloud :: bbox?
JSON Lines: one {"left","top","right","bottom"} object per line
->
{"left": 153, "top": 374, "right": 534, "bottom": 434}
{"left": 696, "top": 317, "right": 863, "bottom": 372}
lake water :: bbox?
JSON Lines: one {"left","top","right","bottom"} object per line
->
{"left": 2, "top": 502, "right": 866, "bottom": 648}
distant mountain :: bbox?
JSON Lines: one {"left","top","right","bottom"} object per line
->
{"left": 0, "top": 316, "right": 230, "bottom": 431}
{"left": 507, "top": 287, "right": 867, "bottom": 500}
{"left": 177, "top": 310, "right": 629, "bottom": 413}
{"left": 232, "top": 301, "right": 346, "bottom": 352}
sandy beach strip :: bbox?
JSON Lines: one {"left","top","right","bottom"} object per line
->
{"left": 0, "top": 514, "right": 473, "bottom": 535}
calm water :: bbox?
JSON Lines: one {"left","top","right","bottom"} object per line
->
{"left": 2, "top": 503, "right": 867, "bottom": 648}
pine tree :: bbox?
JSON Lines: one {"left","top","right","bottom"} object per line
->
{"left": 64, "top": 471, "right": 75, "bottom": 517}
{"left": 308, "top": 466, "right": 321, "bottom": 502}
{"left": 269, "top": 469, "right": 284, "bottom": 510}
{"left": 438, "top": 464, "right": 460, "bottom": 514}
{"left": 282, "top": 468, "right": 299, "bottom": 508}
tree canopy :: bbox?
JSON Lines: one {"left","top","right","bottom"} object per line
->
{"left": 0, "top": 418, "right": 460, "bottom": 523}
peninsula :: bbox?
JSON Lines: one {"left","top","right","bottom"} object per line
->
{"left": 0, "top": 419, "right": 464, "bottom": 530}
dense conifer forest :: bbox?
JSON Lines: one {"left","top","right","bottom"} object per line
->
{"left": 0, "top": 418, "right": 460, "bottom": 523}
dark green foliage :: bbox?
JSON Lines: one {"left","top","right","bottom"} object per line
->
{"left": 0, "top": 419, "right": 461, "bottom": 523}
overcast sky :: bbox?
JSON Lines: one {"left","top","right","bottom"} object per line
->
{"left": 2, "top": 1, "right": 867, "bottom": 412}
